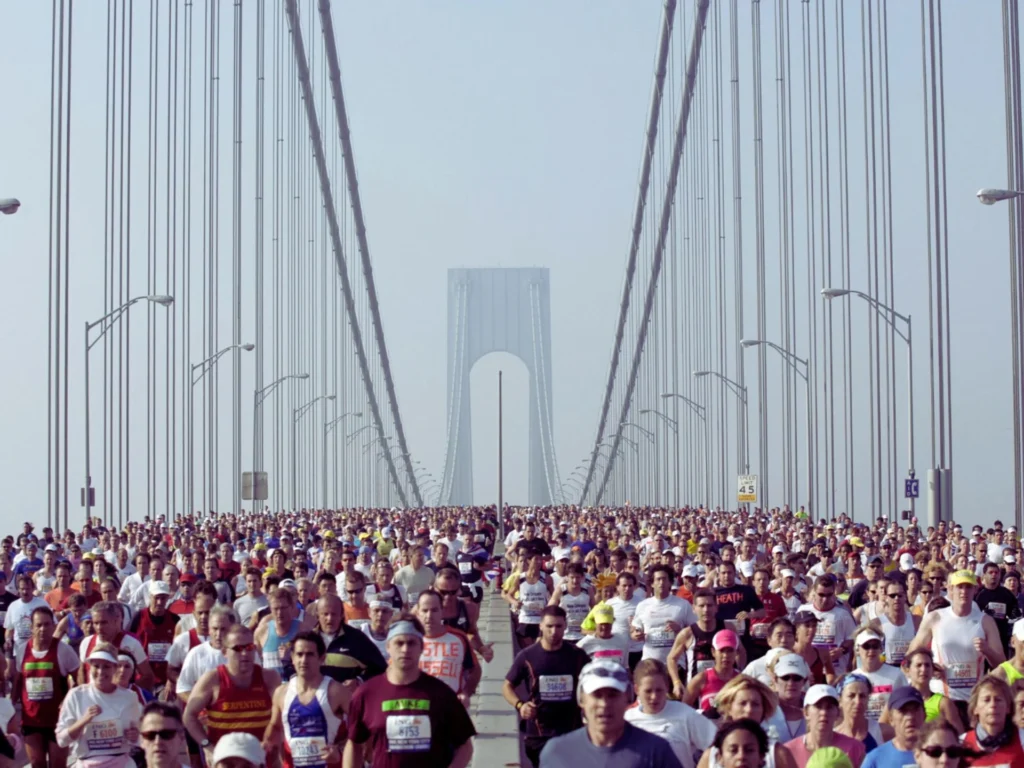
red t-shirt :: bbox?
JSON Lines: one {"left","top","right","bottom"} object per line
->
{"left": 749, "top": 591, "right": 787, "bottom": 643}
{"left": 347, "top": 671, "right": 475, "bottom": 767}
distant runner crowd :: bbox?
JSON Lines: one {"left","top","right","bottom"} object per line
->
{"left": 0, "top": 507, "right": 1020, "bottom": 768}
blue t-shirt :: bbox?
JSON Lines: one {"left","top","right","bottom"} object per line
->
{"left": 861, "top": 741, "right": 916, "bottom": 768}
{"left": 12, "top": 558, "right": 43, "bottom": 579}
{"left": 539, "top": 723, "right": 683, "bottom": 768}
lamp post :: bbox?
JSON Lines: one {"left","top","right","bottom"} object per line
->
{"left": 693, "top": 371, "right": 749, "bottom": 474}
{"left": 323, "top": 412, "right": 362, "bottom": 509}
{"left": 740, "top": 339, "right": 813, "bottom": 519}
{"left": 189, "top": 343, "right": 255, "bottom": 515}
{"left": 84, "top": 295, "right": 173, "bottom": 525}
{"left": 659, "top": 393, "right": 709, "bottom": 507}
{"left": 977, "top": 188, "right": 1024, "bottom": 205}
{"left": 822, "top": 287, "right": 915, "bottom": 519}
{"left": 252, "top": 373, "right": 309, "bottom": 512}
{"left": 0, "top": 198, "right": 21, "bottom": 215}
{"left": 291, "top": 394, "right": 335, "bottom": 510}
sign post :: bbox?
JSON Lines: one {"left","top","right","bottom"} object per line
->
{"left": 737, "top": 475, "right": 758, "bottom": 504}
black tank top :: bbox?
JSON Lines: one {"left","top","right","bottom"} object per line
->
{"left": 689, "top": 619, "right": 726, "bottom": 679}
{"left": 442, "top": 599, "right": 471, "bottom": 633}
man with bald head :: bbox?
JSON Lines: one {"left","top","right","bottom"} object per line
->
{"left": 316, "top": 593, "right": 386, "bottom": 684}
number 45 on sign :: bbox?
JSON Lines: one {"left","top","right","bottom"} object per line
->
{"left": 737, "top": 475, "right": 758, "bottom": 503}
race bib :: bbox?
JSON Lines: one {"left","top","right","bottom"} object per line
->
{"left": 263, "top": 650, "right": 280, "bottom": 670}
{"left": 887, "top": 639, "right": 910, "bottom": 663}
{"left": 348, "top": 619, "right": 370, "bottom": 632}
{"left": 648, "top": 628, "right": 675, "bottom": 648}
{"left": 458, "top": 562, "right": 473, "bottom": 575}
{"left": 86, "top": 719, "right": 123, "bottom": 752}
{"left": 386, "top": 715, "right": 431, "bottom": 752}
{"left": 989, "top": 602, "right": 1007, "bottom": 620}
{"left": 25, "top": 677, "right": 54, "bottom": 701}
{"left": 538, "top": 674, "right": 573, "bottom": 702}
{"left": 867, "top": 686, "right": 892, "bottom": 720}
{"left": 289, "top": 736, "right": 327, "bottom": 767}
{"left": 751, "top": 622, "right": 770, "bottom": 639}
{"left": 521, "top": 602, "right": 545, "bottom": 622}
{"left": 148, "top": 642, "right": 170, "bottom": 663}
{"left": 724, "top": 619, "right": 745, "bottom": 635}
{"left": 813, "top": 616, "right": 837, "bottom": 648}
{"left": 16, "top": 617, "right": 31, "bottom": 640}
{"left": 946, "top": 660, "right": 979, "bottom": 689}
{"left": 695, "top": 659, "right": 714, "bottom": 675}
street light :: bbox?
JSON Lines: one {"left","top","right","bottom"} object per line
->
{"left": 84, "top": 295, "right": 174, "bottom": 525}
{"left": 292, "top": 394, "right": 335, "bottom": 509}
{"left": 977, "top": 188, "right": 1024, "bottom": 205}
{"left": 620, "top": 422, "right": 655, "bottom": 441}
{"left": 324, "top": 411, "right": 362, "bottom": 509}
{"left": 660, "top": 392, "right": 709, "bottom": 506}
{"left": 693, "top": 371, "right": 750, "bottom": 474}
{"left": 251, "top": 373, "right": 309, "bottom": 512}
{"left": 0, "top": 198, "right": 21, "bottom": 215}
{"left": 189, "top": 343, "right": 255, "bottom": 514}
{"left": 822, "top": 286, "right": 915, "bottom": 520}
{"left": 740, "top": 339, "right": 813, "bottom": 519}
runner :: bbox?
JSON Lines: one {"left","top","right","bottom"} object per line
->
{"left": 631, "top": 564, "right": 696, "bottom": 663}
{"left": 362, "top": 599, "right": 392, "bottom": 659}
{"left": 55, "top": 643, "right": 143, "bottom": 768}
{"left": 183, "top": 625, "right": 279, "bottom": 763}
{"left": 537, "top": 659, "right": 684, "bottom": 767}
{"left": 909, "top": 569, "right": 1005, "bottom": 722}
{"left": 798, "top": 575, "right": 857, "bottom": 675}
{"left": 666, "top": 587, "right": 735, "bottom": 698}
{"left": 605, "top": 572, "right": 644, "bottom": 670}
{"left": 415, "top": 589, "right": 479, "bottom": 706}
{"left": 343, "top": 616, "right": 475, "bottom": 768}
{"left": 547, "top": 563, "right": 592, "bottom": 645}
{"left": 314, "top": 594, "right": 387, "bottom": 684}
{"left": 267, "top": 631, "right": 351, "bottom": 768}
{"left": 575, "top": 605, "right": 628, "bottom": 666}
{"left": 255, "top": 587, "right": 302, "bottom": 681}
{"left": 14, "top": 606, "right": 78, "bottom": 768}
{"left": 79, "top": 601, "right": 152, "bottom": 688}
{"left": 129, "top": 581, "right": 180, "bottom": 690}
{"left": 502, "top": 605, "right": 589, "bottom": 768}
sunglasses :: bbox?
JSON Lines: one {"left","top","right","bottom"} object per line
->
{"left": 921, "top": 745, "right": 971, "bottom": 759}
{"left": 141, "top": 729, "right": 180, "bottom": 742}
{"left": 437, "top": 588, "right": 460, "bottom": 597}
{"left": 887, "top": 592, "right": 904, "bottom": 599}
{"left": 779, "top": 674, "right": 805, "bottom": 683}
{"left": 815, "top": 591, "right": 835, "bottom": 599}
{"left": 861, "top": 642, "right": 882, "bottom": 651}
{"left": 228, "top": 643, "right": 257, "bottom": 653}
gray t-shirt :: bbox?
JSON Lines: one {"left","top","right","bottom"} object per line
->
{"left": 539, "top": 723, "right": 684, "bottom": 768}
{"left": 233, "top": 593, "right": 268, "bottom": 625}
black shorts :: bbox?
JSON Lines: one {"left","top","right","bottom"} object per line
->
{"left": 22, "top": 725, "right": 56, "bottom": 741}
{"left": 628, "top": 651, "right": 643, "bottom": 672}
{"left": 516, "top": 623, "right": 540, "bottom": 639}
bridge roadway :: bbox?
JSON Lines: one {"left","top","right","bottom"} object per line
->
{"left": 470, "top": 569, "right": 525, "bottom": 768}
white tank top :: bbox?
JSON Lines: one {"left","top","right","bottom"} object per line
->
{"left": 864, "top": 602, "right": 879, "bottom": 621}
{"left": 282, "top": 676, "right": 342, "bottom": 768}
{"left": 879, "top": 612, "right": 916, "bottom": 665}
{"left": 561, "top": 590, "right": 591, "bottom": 641}
{"left": 518, "top": 577, "right": 549, "bottom": 625}
{"left": 932, "top": 604, "right": 986, "bottom": 701}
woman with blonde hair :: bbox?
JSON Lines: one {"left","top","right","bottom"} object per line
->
{"left": 696, "top": 674, "right": 798, "bottom": 768}
{"left": 961, "top": 674, "right": 1024, "bottom": 765}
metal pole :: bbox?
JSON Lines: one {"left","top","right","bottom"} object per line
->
{"left": 251, "top": 394, "right": 258, "bottom": 516}
{"left": 83, "top": 321, "right": 91, "bottom": 526}
{"left": 806, "top": 376, "right": 813, "bottom": 520}
{"left": 189, "top": 385, "right": 196, "bottom": 515}
{"left": 291, "top": 411, "right": 297, "bottom": 511}
{"left": 498, "top": 370, "right": 504, "bottom": 538}
{"left": 322, "top": 424, "right": 328, "bottom": 512}
{"left": 907, "top": 315, "right": 916, "bottom": 516}
{"left": 673, "top": 400, "right": 680, "bottom": 507}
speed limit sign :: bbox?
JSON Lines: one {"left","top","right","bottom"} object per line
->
{"left": 737, "top": 475, "right": 758, "bottom": 503}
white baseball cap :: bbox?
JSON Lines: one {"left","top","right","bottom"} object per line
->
{"left": 804, "top": 684, "right": 840, "bottom": 707}
{"left": 212, "top": 733, "right": 265, "bottom": 768}
{"left": 682, "top": 565, "right": 699, "bottom": 578}
{"left": 781, "top": 569, "right": 796, "bottom": 579}
{"left": 899, "top": 553, "right": 915, "bottom": 571}
{"left": 772, "top": 545, "right": 787, "bottom": 555}
{"left": 856, "top": 630, "right": 884, "bottom": 648}
{"left": 149, "top": 581, "right": 173, "bottom": 597}
{"left": 774, "top": 653, "right": 810, "bottom": 679}
{"left": 578, "top": 659, "right": 630, "bottom": 695}
{"left": 1014, "top": 621, "right": 1024, "bottom": 642}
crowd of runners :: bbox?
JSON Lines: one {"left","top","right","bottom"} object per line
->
{"left": 0, "top": 507, "right": 1018, "bottom": 768}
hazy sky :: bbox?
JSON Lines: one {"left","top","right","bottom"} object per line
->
{"left": 0, "top": 1, "right": 1018, "bottom": 531}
